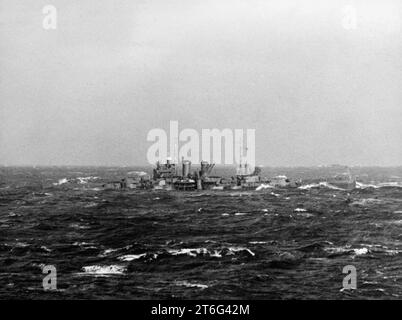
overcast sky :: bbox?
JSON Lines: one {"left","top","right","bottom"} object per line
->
{"left": 0, "top": 0, "right": 401, "bottom": 166}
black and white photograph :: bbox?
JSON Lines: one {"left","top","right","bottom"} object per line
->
{"left": 0, "top": 0, "right": 401, "bottom": 307}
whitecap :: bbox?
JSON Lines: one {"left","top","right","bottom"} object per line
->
{"left": 166, "top": 246, "right": 255, "bottom": 258}
{"left": 325, "top": 246, "right": 369, "bottom": 256}
{"left": 70, "top": 224, "right": 90, "bottom": 230}
{"left": 209, "top": 250, "right": 222, "bottom": 258}
{"left": 378, "top": 182, "right": 402, "bottom": 188}
{"left": 175, "top": 280, "right": 208, "bottom": 290}
{"left": 355, "top": 182, "right": 379, "bottom": 189}
{"left": 255, "top": 184, "right": 273, "bottom": 191}
{"left": 40, "top": 246, "right": 52, "bottom": 252}
{"left": 81, "top": 265, "right": 126, "bottom": 275}
{"left": 235, "top": 212, "right": 248, "bottom": 216}
{"left": 168, "top": 248, "right": 208, "bottom": 257}
{"left": 384, "top": 249, "right": 399, "bottom": 256}
{"left": 118, "top": 253, "right": 147, "bottom": 261}
{"left": 99, "top": 248, "right": 120, "bottom": 257}
{"left": 53, "top": 178, "right": 68, "bottom": 186}
{"left": 298, "top": 183, "right": 320, "bottom": 190}
{"left": 299, "top": 182, "right": 343, "bottom": 190}
{"left": 73, "top": 241, "right": 95, "bottom": 246}
{"left": 227, "top": 247, "right": 255, "bottom": 256}
{"left": 78, "top": 176, "right": 99, "bottom": 184}
{"left": 353, "top": 248, "right": 369, "bottom": 255}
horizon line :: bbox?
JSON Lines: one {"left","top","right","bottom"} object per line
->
{"left": 1, "top": 164, "right": 402, "bottom": 168}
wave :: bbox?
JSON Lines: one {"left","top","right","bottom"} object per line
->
{"left": 221, "top": 212, "right": 257, "bottom": 217}
{"left": 99, "top": 248, "right": 120, "bottom": 257}
{"left": 378, "top": 182, "right": 402, "bottom": 188}
{"left": 234, "top": 212, "right": 248, "bottom": 216}
{"left": 266, "top": 251, "right": 303, "bottom": 269}
{"left": 298, "top": 182, "right": 344, "bottom": 190}
{"left": 69, "top": 224, "right": 90, "bottom": 230}
{"left": 175, "top": 280, "right": 208, "bottom": 290}
{"left": 80, "top": 265, "right": 126, "bottom": 275}
{"left": 73, "top": 241, "right": 96, "bottom": 247}
{"left": 227, "top": 246, "right": 255, "bottom": 256}
{"left": 255, "top": 184, "right": 274, "bottom": 191}
{"left": 40, "top": 245, "right": 52, "bottom": 252}
{"left": 77, "top": 176, "right": 99, "bottom": 184}
{"left": 356, "top": 181, "right": 402, "bottom": 189}
{"left": 324, "top": 246, "right": 369, "bottom": 256}
{"left": 168, "top": 248, "right": 209, "bottom": 257}
{"left": 355, "top": 182, "right": 379, "bottom": 189}
{"left": 359, "top": 243, "right": 400, "bottom": 256}
{"left": 118, "top": 246, "right": 256, "bottom": 261}
{"left": 53, "top": 176, "right": 99, "bottom": 186}
{"left": 98, "top": 245, "right": 133, "bottom": 257}
{"left": 118, "top": 253, "right": 147, "bottom": 261}
{"left": 53, "top": 178, "right": 68, "bottom": 186}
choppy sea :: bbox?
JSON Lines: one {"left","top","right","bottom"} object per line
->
{"left": 1, "top": 166, "right": 402, "bottom": 299}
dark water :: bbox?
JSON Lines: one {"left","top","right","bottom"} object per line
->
{"left": 1, "top": 166, "right": 402, "bottom": 299}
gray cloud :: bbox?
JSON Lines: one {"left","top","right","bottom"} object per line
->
{"left": 0, "top": 0, "right": 401, "bottom": 166}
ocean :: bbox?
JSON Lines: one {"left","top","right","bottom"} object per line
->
{"left": 0, "top": 166, "right": 402, "bottom": 299}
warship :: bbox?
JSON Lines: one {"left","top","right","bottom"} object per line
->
{"left": 102, "top": 158, "right": 301, "bottom": 191}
